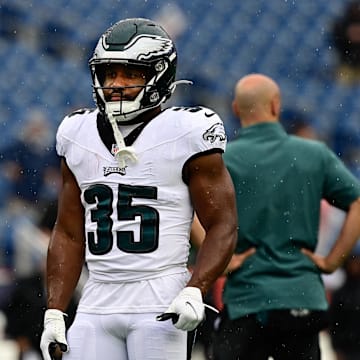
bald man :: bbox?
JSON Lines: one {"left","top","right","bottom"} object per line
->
{"left": 213, "top": 73, "right": 360, "bottom": 360}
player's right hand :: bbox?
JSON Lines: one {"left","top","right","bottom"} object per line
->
{"left": 40, "top": 309, "right": 69, "bottom": 360}
{"left": 157, "top": 287, "right": 205, "bottom": 331}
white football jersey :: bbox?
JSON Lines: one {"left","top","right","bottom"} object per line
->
{"left": 56, "top": 106, "right": 227, "bottom": 312}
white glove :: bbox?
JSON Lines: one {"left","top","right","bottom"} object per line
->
{"left": 157, "top": 287, "right": 205, "bottom": 331}
{"left": 40, "top": 309, "right": 69, "bottom": 360}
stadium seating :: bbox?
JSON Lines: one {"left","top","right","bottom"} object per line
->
{"left": 0, "top": 0, "right": 359, "bottom": 169}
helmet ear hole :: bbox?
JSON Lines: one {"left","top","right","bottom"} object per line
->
{"left": 141, "top": 88, "right": 160, "bottom": 106}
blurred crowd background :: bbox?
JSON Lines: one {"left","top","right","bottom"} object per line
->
{"left": 1, "top": 0, "right": 360, "bottom": 359}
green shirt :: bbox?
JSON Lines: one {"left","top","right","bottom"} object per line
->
{"left": 223, "top": 122, "right": 360, "bottom": 320}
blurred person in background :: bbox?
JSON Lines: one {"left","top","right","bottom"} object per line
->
{"left": 0, "top": 108, "right": 61, "bottom": 324}
{"left": 0, "top": 201, "right": 78, "bottom": 360}
{"left": 280, "top": 108, "right": 318, "bottom": 141}
{"left": 213, "top": 73, "right": 360, "bottom": 360}
{"left": 329, "top": 244, "right": 360, "bottom": 360}
{"left": 332, "top": 1, "right": 360, "bottom": 85}
{"left": 0, "top": 108, "right": 60, "bottom": 220}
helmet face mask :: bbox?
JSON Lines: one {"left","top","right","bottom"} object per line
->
{"left": 89, "top": 18, "right": 177, "bottom": 124}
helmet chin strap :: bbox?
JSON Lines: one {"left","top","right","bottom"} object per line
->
{"left": 105, "top": 103, "right": 138, "bottom": 168}
{"left": 103, "top": 80, "right": 192, "bottom": 168}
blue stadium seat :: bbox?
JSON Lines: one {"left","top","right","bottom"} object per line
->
{"left": 0, "top": 0, "right": 359, "bottom": 175}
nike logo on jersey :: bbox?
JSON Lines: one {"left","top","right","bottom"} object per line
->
{"left": 204, "top": 112, "right": 215, "bottom": 117}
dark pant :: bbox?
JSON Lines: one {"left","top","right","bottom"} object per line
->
{"left": 213, "top": 308, "right": 328, "bottom": 360}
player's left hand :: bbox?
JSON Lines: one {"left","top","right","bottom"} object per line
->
{"left": 156, "top": 287, "right": 205, "bottom": 331}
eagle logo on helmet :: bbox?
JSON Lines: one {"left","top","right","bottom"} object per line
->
{"left": 125, "top": 34, "right": 173, "bottom": 60}
{"left": 101, "top": 34, "right": 173, "bottom": 61}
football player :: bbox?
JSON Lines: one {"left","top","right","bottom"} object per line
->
{"left": 40, "top": 18, "right": 237, "bottom": 360}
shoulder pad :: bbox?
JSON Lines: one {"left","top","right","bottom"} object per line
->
{"left": 66, "top": 107, "right": 96, "bottom": 119}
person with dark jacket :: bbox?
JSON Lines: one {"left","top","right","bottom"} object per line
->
{"left": 213, "top": 73, "right": 360, "bottom": 360}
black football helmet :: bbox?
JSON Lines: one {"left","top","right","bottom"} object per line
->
{"left": 89, "top": 18, "right": 179, "bottom": 124}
